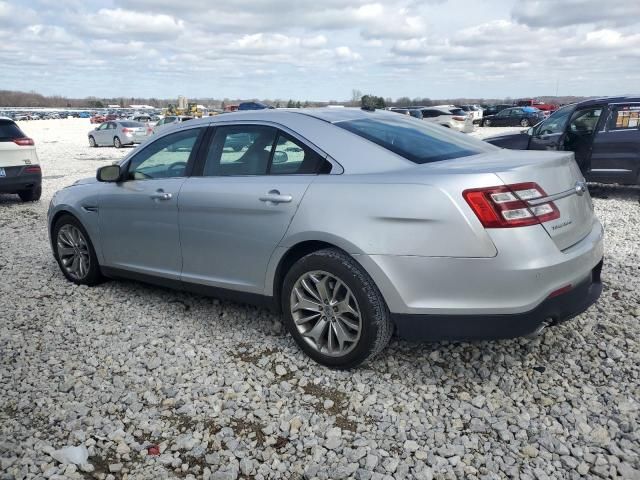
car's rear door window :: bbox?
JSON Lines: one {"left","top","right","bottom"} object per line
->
{"left": 335, "top": 114, "right": 494, "bottom": 164}
{"left": 269, "top": 132, "right": 328, "bottom": 174}
{"left": 606, "top": 104, "right": 640, "bottom": 131}
{"left": 203, "top": 125, "right": 277, "bottom": 176}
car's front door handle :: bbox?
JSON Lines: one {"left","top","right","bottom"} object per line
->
{"left": 259, "top": 190, "right": 293, "bottom": 204}
{"left": 150, "top": 190, "right": 172, "bottom": 201}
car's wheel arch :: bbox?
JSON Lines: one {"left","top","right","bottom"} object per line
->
{"left": 268, "top": 235, "right": 371, "bottom": 311}
{"left": 49, "top": 209, "right": 102, "bottom": 263}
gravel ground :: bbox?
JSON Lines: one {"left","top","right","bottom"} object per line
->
{"left": 1, "top": 119, "right": 639, "bottom": 480}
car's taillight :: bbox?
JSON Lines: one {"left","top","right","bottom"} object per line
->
{"left": 24, "top": 165, "right": 41, "bottom": 174}
{"left": 463, "top": 182, "right": 560, "bottom": 228}
{"left": 122, "top": 128, "right": 131, "bottom": 133}
{"left": 13, "top": 138, "right": 34, "bottom": 146}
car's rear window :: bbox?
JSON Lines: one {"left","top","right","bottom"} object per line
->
{"left": 335, "top": 114, "right": 495, "bottom": 164}
{"left": 119, "top": 121, "right": 143, "bottom": 127}
{"left": 0, "top": 120, "right": 25, "bottom": 141}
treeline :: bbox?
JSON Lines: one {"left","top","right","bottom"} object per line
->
{"left": 0, "top": 89, "right": 592, "bottom": 109}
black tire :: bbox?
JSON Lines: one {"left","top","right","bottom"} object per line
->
{"left": 18, "top": 185, "right": 41, "bottom": 202}
{"left": 52, "top": 214, "right": 103, "bottom": 286}
{"left": 520, "top": 119, "right": 530, "bottom": 127}
{"left": 89, "top": 136, "right": 97, "bottom": 147}
{"left": 113, "top": 136, "right": 122, "bottom": 148}
{"left": 483, "top": 119, "right": 491, "bottom": 127}
{"left": 281, "top": 248, "right": 393, "bottom": 369}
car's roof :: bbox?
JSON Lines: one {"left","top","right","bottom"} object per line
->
{"left": 189, "top": 107, "right": 395, "bottom": 126}
{"left": 577, "top": 95, "right": 640, "bottom": 107}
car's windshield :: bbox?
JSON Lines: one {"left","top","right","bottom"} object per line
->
{"left": 335, "top": 113, "right": 496, "bottom": 164}
{"left": 533, "top": 105, "right": 575, "bottom": 135}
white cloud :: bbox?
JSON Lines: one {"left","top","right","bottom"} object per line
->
{"left": 512, "top": 0, "right": 640, "bottom": 28}
{"left": 77, "top": 8, "right": 184, "bottom": 39}
{"left": 1, "top": 0, "right": 639, "bottom": 99}
{"left": 334, "top": 46, "right": 362, "bottom": 61}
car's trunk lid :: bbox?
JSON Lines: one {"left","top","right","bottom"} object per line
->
{"left": 422, "top": 149, "right": 596, "bottom": 250}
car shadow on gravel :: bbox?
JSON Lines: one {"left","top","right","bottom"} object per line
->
{"left": 589, "top": 183, "right": 640, "bottom": 201}
{"left": 0, "top": 193, "right": 26, "bottom": 204}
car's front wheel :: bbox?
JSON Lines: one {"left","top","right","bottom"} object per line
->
{"left": 88, "top": 136, "right": 97, "bottom": 147}
{"left": 281, "top": 248, "right": 392, "bottom": 369}
{"left": 52, "top": 215, "right": 103, "bottom": 286}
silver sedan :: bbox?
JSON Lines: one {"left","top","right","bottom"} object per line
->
{"left": 88, "top": 120, "right": 151, "bottom": 148}
{"left": 49, "top": 109, "right": 604, "bottom": 368}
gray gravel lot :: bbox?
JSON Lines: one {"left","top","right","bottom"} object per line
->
{"left": 1, "top": 119, "right": 639, "bottom": 479}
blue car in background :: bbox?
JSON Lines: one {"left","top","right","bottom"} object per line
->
{"left": 481, "top": 106, "right": 545, "bottom": 127}
{"left": 238, "top": 101, "right": 272, "bottom": 111}
{"left": 78, "top": 112, "right": 91, "bottom": 118}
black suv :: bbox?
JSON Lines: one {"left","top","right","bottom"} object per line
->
{"left": 484, "top": 96, "right": 640, "bottom": 185}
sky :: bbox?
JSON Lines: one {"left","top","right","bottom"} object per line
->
{"left": 1, "top": 0, "right": 639, "bottom": 101}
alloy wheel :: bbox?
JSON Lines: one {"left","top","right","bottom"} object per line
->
{"left": 290, "top": 270, "right": 362, "bottom": 357}
{"left": 57, "top": 224, "right": 90, "bottom": 280}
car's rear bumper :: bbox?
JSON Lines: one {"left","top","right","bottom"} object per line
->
{"left": 0, "top": 172, "right": 42, "bottom": 193}
{"left": 391, "top": 259, "right": 603, "bottom": 340}
{"left": 354, "top": 217, "right": 604, "bottom": 339}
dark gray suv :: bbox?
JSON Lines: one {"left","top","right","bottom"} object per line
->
{"left": 485, "top": 96, "right": 640, "bottom": 185}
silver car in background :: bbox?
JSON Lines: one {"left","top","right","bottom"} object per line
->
{"left": 88, "top": 120, "right": 151, "bottom": 148}
{"left": 49, "top": 109, "right": 604, "bottom": 368}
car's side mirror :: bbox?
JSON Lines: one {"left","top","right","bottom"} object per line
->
{"left": 97, "top": 164, "right": 121, "bottom": 182}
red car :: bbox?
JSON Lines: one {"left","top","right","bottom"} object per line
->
{"left": 516, "top": 99, "right": 558, "bottom": 114}
{"left": 90, "top": 115, "right": 106, "bottom": 124}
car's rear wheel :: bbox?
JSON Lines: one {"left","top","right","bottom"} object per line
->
{"left": 281, "top": 248, "right": 392, "bottom": 369}
{"left": 18, "top": 185, "right": 41, "bottom": 202}
{"left": 53, "top": 215, "right": 103, "bottom": 286}
{"left": 88, "top": 136, "right": 97, "bottom": 147}
{"left": 483, "top": 119, "right": 491, "bottom": 127}
{"left": 520, "top": 119, "right": 530, "bottom": 127}
{"left": 113, "top": 136, "right": 122, "bottom": 148}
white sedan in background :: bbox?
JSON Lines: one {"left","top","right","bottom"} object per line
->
{"left": 418, "top": 106, "right": 475, "bottom": 133}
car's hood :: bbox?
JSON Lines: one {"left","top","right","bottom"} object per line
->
{"left": 70, "top": 176, "right": 97, "bottom": 187}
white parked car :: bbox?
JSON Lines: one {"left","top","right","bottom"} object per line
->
{"left": 153, "top": 115, "right": 194, "bottom": 134}
{"left": 416, "top": 107, "right": 475, "bottom": 133}
{"left": 0, "top": 117, "right": 41, "bottom": 201}
{"left": 459, "top": 104, "right": 484, "bottom": 123}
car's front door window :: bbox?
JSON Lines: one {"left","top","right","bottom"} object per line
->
{"left": 127, "top": 128, "right": 202, "bottom": 180}
{"left": 568, "top": 108, "right": 602, "bottom": 135}
{"left": 535, "top": 106, "right": 574, "bottom": 135}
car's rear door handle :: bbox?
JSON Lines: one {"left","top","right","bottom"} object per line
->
{"left": 150, "top": 190, "right": 172, "bottom": 201}
{"left": 259, "top": 190, "right": 292, "bottom": 204}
